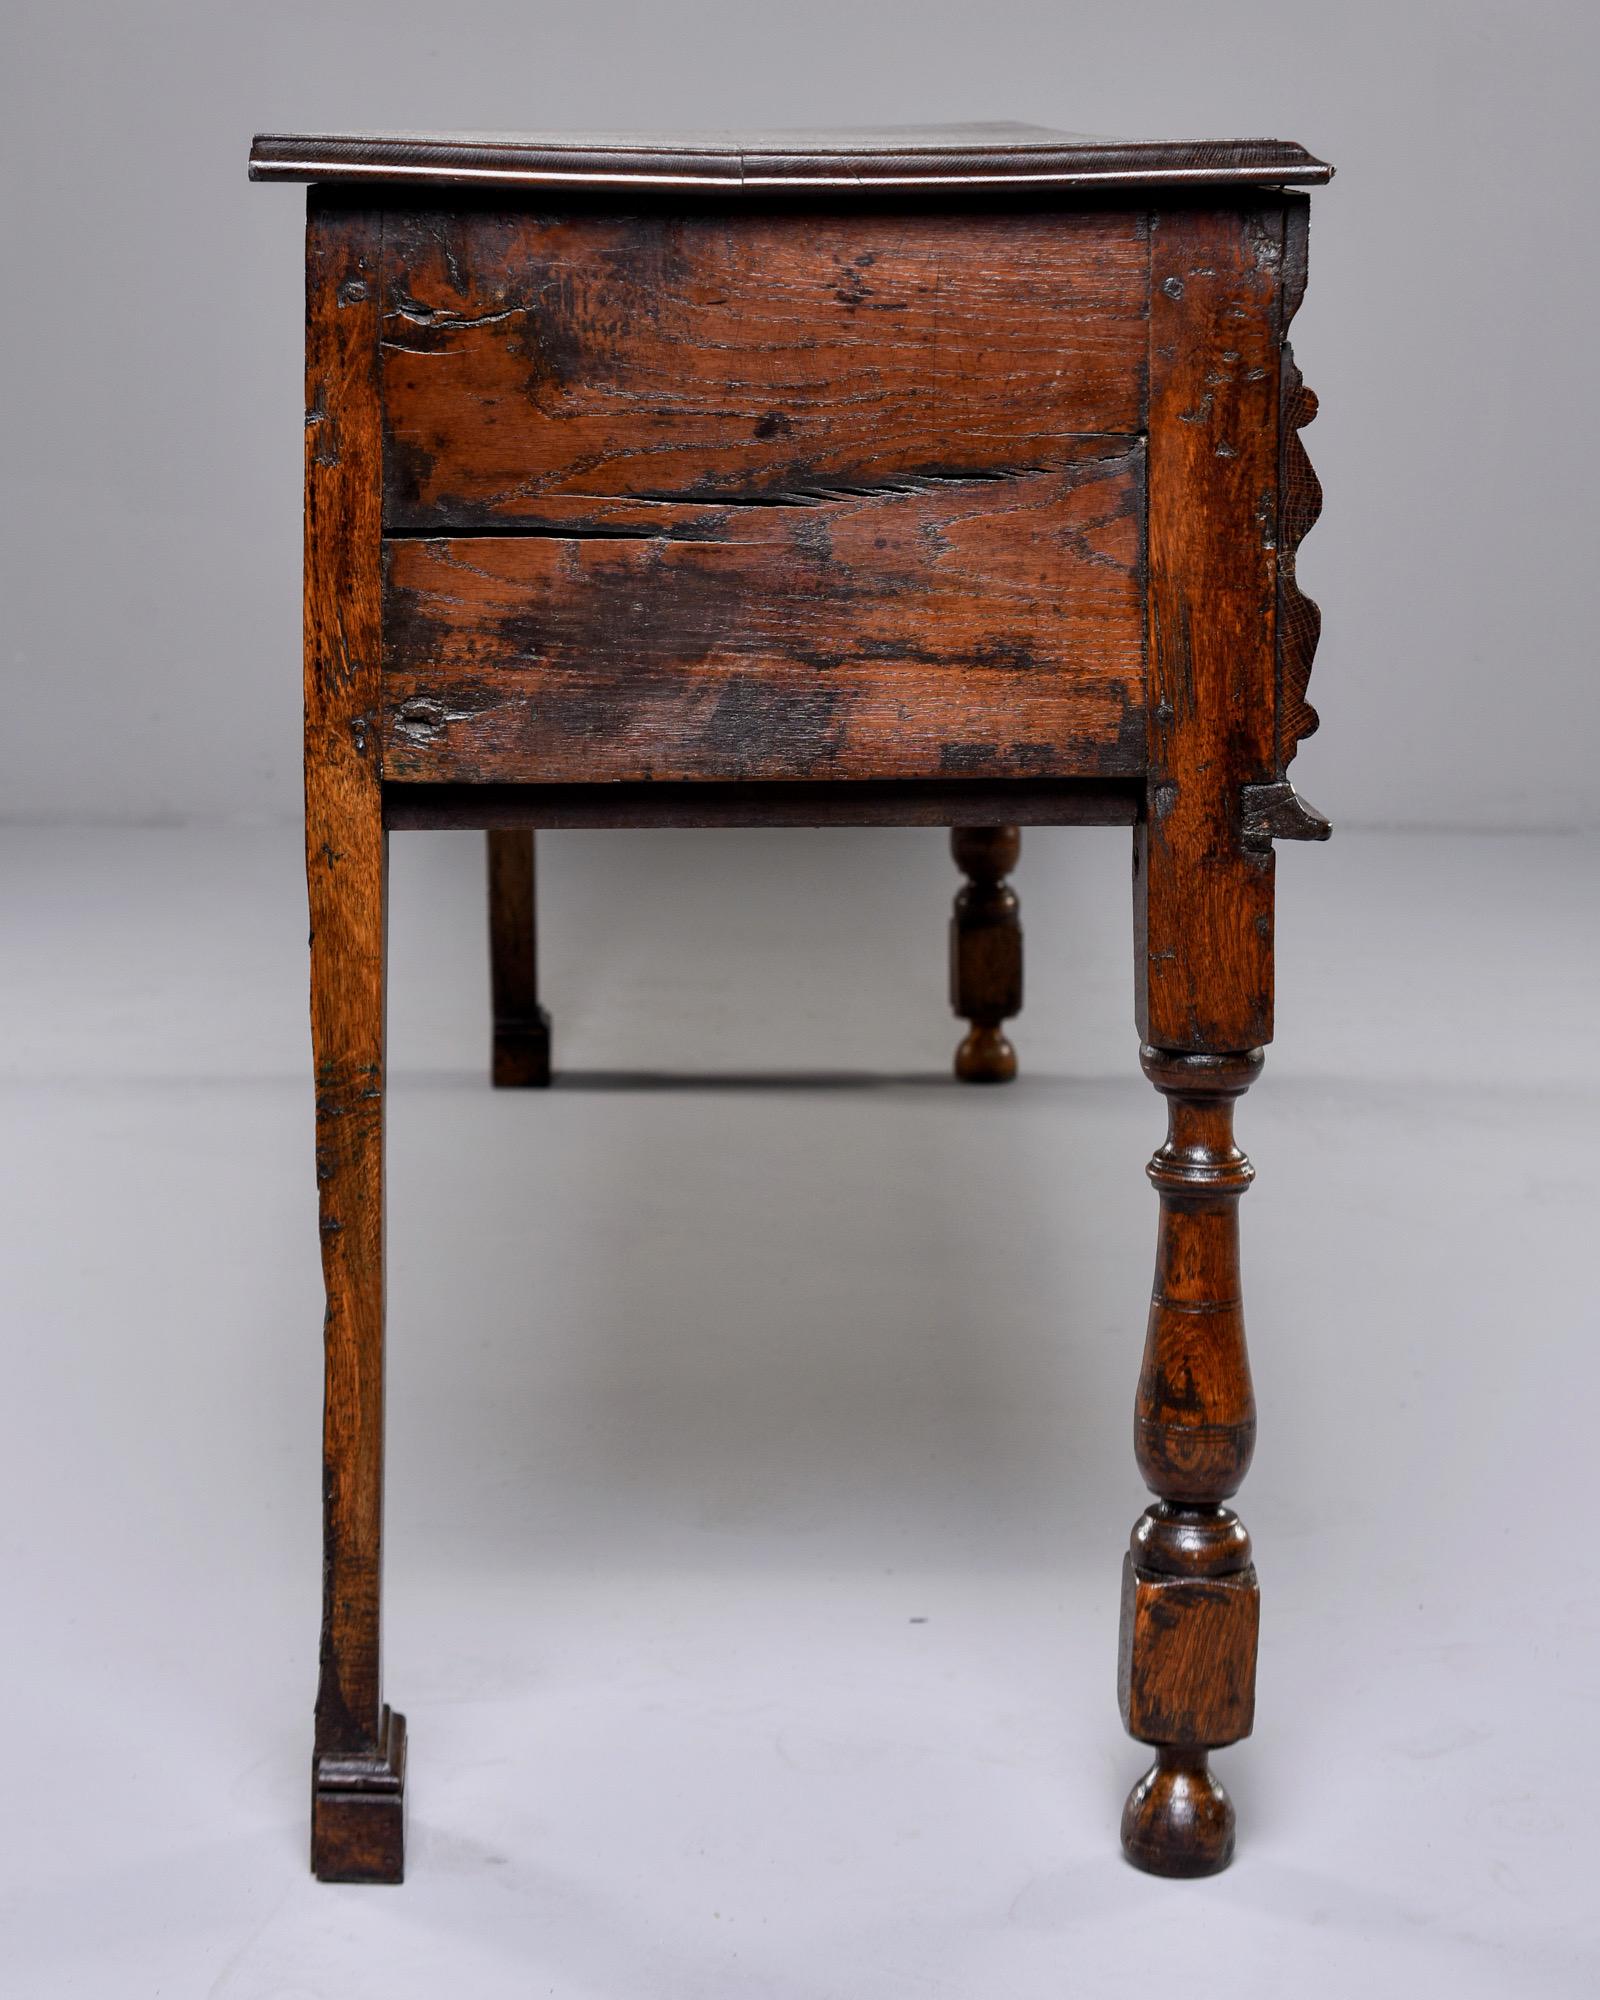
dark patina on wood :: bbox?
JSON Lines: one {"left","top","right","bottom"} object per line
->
{"left": 376, "top": 204, "right": 1149, "bottom": 786}
{"left": 380, "top": 455, "right": 1146, "bottom": 785}
{"left": 378, "top": 204, "right": 1151, "bottom": 526}
{"left": 251, "top": 122, "right": 1332, "bottom": 194}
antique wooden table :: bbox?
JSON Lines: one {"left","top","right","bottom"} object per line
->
{"left": 250, "top": 122, "right": 1333, "bottom": 1884}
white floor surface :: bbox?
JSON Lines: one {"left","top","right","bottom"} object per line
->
{"left": 1, "top": 823, "right": 1596, "bottom": 1997}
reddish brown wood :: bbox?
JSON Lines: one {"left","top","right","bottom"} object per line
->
{"left": 379, "top": 206, "right": 1149, "bottom": 526}
{"left": 1118, "top": 1046, "right": 1262, "bottom": 1877}
{"left": 303, "top": 196, "right": 404, "bottom": 1885}
{"left": 949, "top": 826, "right": 1022, "bottom": 1082}
{"left": 380, "top": 456, "right": 1145, "bottom": 787}
{"left": 1135, "top": 206, "right": 1289, "bottom": 1053}
{"left": 487, "top": 829, "right": 550, "bottom": 1086}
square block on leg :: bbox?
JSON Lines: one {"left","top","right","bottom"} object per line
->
{"left": 311, "top": 1706, "right": 407, "bottom": 1883}
{"left": 492, "top": 1006, "right": 552, "bottom": 1088}
{"left": 949, "top": 918, "right": 1023, "bottom": 1021}
{"left": 1118, "top": 1559, "right": 1258, "bottom": 1747}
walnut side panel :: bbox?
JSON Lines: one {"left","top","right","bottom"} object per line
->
{"left": 379, "top": 206, "right": 1150, "bottom": 527}
{"left": 1136, "top": 206, "right": 1286, "bottom": 1051}
{"left": 380, "top": 450, "right": 1145, "bottom": 783}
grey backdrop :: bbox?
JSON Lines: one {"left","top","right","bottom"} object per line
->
{"left": 6, "top": 9, "right": 1599, "bottom": 1993}
{"left": 3, "top": 0, "right": 1595, "bottom": 830}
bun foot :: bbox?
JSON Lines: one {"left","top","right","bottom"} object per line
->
{"left": 1121, "top": 1749, "right": 1235, "bottom": 1877}
{"left": 954, "top": 1024, "right": 1017, "bottom": 1083}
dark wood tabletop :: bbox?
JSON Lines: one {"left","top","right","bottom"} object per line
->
{"left": 249, "top": 121, "right": 1332, "bottom": 193}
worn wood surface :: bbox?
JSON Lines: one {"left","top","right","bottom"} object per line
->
{"left": 250, "top": 124, "right": 1332, "bottom": 193}
{"left": 486, "top": 829, "right": 550, "bottom": 1087}
{"left": 303, "top": 197, "right": 404, "bottom": 1885}
{"left": 1118, "top": 1046, "right": 1263, "bottom": 1878}
{"left": 379, "top": 206, "right": 1149, "bottom": 527}
{"left": 1135, "top": 206, "right": 1287, "bottom": 1052}
{"left": 380, "top": 453, "right": 1145, "bottom": 785}
{"left": 950, "top": 827, "right": 1023, "bottom": 1082}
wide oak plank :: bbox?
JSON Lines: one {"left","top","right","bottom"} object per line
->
{"left": 380, "top": 206, "right": 1150, "bottom": 528}
{"left": 380, "top": 449, "right": 1145, "bottom": 783}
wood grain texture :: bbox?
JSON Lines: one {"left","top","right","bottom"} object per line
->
{"left": 249, "top": 124, "right": 1333, "bottom": 193}
{"left": 1119, "top": 1564, "right": 1259, "bottom": 1746}
{"left": 1135, "top": 205, "right": 1287, "bottom": 1052}
{"left": 303, "top": 197, "right": 403, "bottom": 1883}
{"left": 378, "top": 206, "right": 1150, "bottom": 528}
{"left": 380, "top": 452, "right": 1145, "bottom": 785}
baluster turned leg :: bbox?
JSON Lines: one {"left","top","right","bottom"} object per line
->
{"left": 487, "top": 829, "right": 551, "bottom": 1087}
{"left": 1118, "top": 1044, "right": 1262, "bottom": 1875}
{"left": 950, "top": 825, "right": 1022, "bottom": 1082}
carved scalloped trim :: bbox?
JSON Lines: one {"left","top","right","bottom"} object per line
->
{"left": 1277, "top": 347, "right": 1322, "bottom": 766}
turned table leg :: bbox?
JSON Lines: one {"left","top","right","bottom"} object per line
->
{"left": 304, "top": 200, "right": 405, "bottom": 1883}
{"left": 949, "top": 825, "right": 1022, "bottom": 1082}
{"left": 1118, "top": 1045, "right": 1261, "bottom": 1875}
{"left": 487, "top": 828, "right": 551, "bottom": 1087}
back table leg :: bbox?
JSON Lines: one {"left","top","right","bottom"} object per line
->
{"left": 487, "top": 829, "right": 552, "bottom": 1088}
{"left": 949, "top": 825, "right": 1022, "bottom": 1082}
